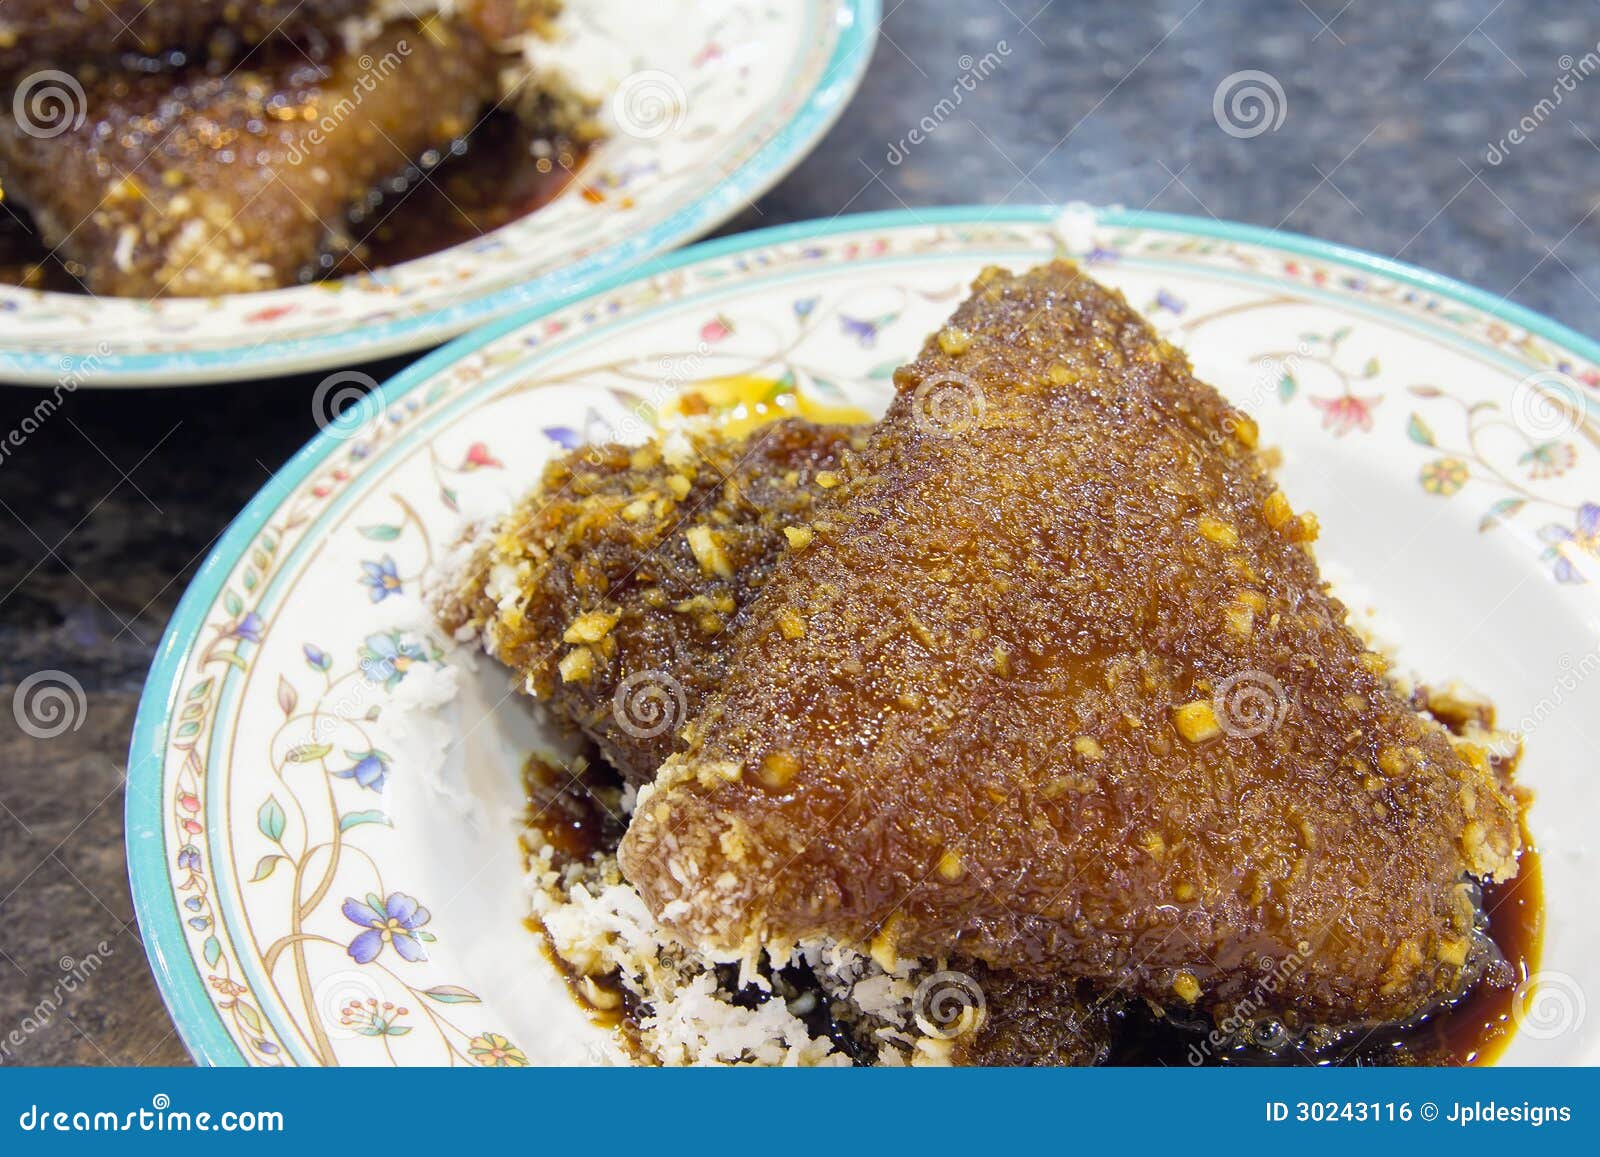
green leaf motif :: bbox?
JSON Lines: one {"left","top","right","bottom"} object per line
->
{"left": 250, "top": 854, "right": 284, "bottom": 882}
{"left": 359, "top": 524, "right": 403, "bottom": 541}
{"left": 257, "top": 796, "right": 286, "bottom": 844}
{"left": 223, "top": 590, "right": 244, "bottom": 617}
{"left": 1480, "top": 498, "right": 1526, "bottom": 532}
{"left": 234, "top": 1000, "right": 263, "bottom": 1033}
{"left": 286, "top": 743, "right": 332, "bottom": 763}
{"left": 422, "top": 985, "right": 481, "bottom": 1004}
{"left": 1362, "top": 356, "right": 1381, "bottom": 379}
{"left": 1278, "top": 371, "right": 1298, "bottom": 403}
{"left": 1406, "top": 413, "right": 1436, "bottom": 447}
{"left": 204, "top": 936, "right": 222, "bottom": 967}
{"left": 339, "top": 810, "right": 392, "bottom": 833}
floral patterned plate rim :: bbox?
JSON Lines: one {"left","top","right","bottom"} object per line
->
{"left": 0, "top": 0, "right": 878, "bottom": 387}
{"left": 128, "top": 205, "right": 1600, "bottom": 1066}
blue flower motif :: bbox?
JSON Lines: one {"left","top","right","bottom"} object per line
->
{"left": 543, "top": 425, "right": 582, "bottom": 450}
{"left": 360, "top": 556, "right": 403, "bottom": 602}
{"left": 342, "top": 892, "right": 431, "bottom": 964}
{"left": 1155, "top": 289, "right": 1186, "bottom": 314}
{"left": 228, "top": 612, "right": 264, "bottom": 643}
{"left": 1538, "top": 502, "right": 1600, "bottom": 584}
{"left": 359, "top": 632, "right": 428, "bottom": 688}
{"left": 839, "top": 314, "right": 882, "bottom": 348}
{"left": 303, "top": 643, "right": 332, "bottom": 672}
{"left": 177, "top": 847, "right": 201, "bottom": 872}
{"left": 333, "top": 749, "right": 389, "bottom": 792}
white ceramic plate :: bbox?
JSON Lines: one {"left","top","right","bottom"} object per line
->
{"left": 0, "top": 0, "right": 877, "bottom": 386}
{"left": 129, "top": 206, "right": 1600, "bottom": 1065}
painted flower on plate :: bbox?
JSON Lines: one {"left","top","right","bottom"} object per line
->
{"left": 360, "top": 555, "right": 403, "bottom": 602}
{"left": 341, "top": 999, "right": 411, "bottom": 1037}
{"left": 1310, "top": 393, "right": 1380, "bottom": 436}
{"left": 1419, "top": 457, "right": 1469, "bottom": 496}
{"left": 359, "top": 632, "right": 429, "bottom": 688}
{"left": 1521, "top": 441, "right": 1576, "bottom": 481}
{"left": 342, "top": 892, "right": 432, "bottom": 964}
{"left": 461, "top": 442, "right": 502, "bottom": 471}
{"left": 1537, "top": 503, "right": 1600, "bottom": 584}
{"left": 227, "top": 612, "right": 265, "bottom": 643}
{"left": 333, "top": 749, "right": 390, "bottom": 792}
{"left": 469, "top": 1033, "right": 528, "bottom": 1067}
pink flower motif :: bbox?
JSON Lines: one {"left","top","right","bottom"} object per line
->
{"left": 1310, "top": 393, "right": 1381, "bottom": 436}
{"left": 244, "top": 304, "right": 296, "bottom": 324}
{"left": 700, "top": 315, "right": 733, "bottom": 343}
{"left": 461, "top": 442, "right": 502, "bottom": 471}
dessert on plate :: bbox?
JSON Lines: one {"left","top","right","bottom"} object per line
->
{"left": 0, "top": 0, "right": 598, "bottom": 295}
{"left": 439, "top": 261, "right": 1534, "bottom": 1066}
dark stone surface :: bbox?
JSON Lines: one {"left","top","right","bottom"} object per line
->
{"left": 0, "top": 0, "right": 1595, "bottom": 1065}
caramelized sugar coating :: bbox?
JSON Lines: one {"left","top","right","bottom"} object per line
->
{"left": 441, "top": 420, "right": 869, "bottom": 787}
{"left": 0, "top": 6, "right": 573, "bottom": 296}
{"left": 620, "top": 261, "right": 1522, "bottom": 1029}
{"left": 0, "top": 0, "right": 368, "bottom": 75}
{"left": 447, "top": 419, "right": 1116, "bottom": 1066}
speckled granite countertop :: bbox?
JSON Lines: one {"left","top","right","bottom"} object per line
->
{"left": 1, "top": 0, "right": 1595, "bottom": 1065}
